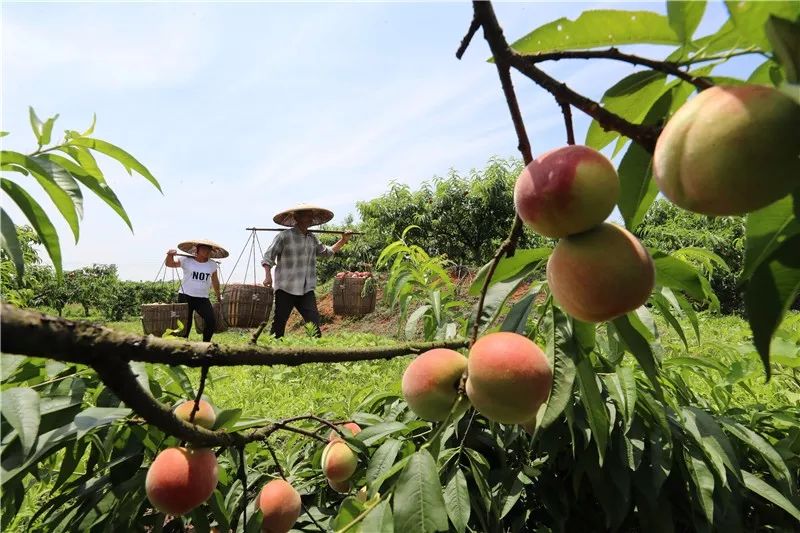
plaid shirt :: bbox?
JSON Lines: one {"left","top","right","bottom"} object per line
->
{"left": 261, "top": 228, "right": 334, "bottom": 296}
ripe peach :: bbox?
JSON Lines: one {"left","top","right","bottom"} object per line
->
{"left": 174, "top": 399, "right": 216, "bottom": 430}
{"left": 321, "top": 441, "right": 357, "bottom": 482}
{"left": 145, "top": 447, "right": 218, "bottom": 515}
{"left": 328, "top": 422, "right": 362, "bottom": 442}
{"left": 258, "top": 479, "right": 302, "bottom": 533}
{"left": 546, "top": 223, "right": 654, "bottom": 323}
{"left": 465, "top": 332, "right": 552, "bottom": 424}
{"left": 653, "top": 84, "right": 800, "bottom": 215}
{"left": 401, "top": 348, "right": 468, "bottom": 421}
{"left": 514, "top": 145, "right": 619, "bottom": 238}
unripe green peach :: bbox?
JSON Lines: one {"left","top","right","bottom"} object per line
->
{"left": 546, "top": 223, "right": 654, "bottom": 323}
{"left": 258, "top": 479, "right": 302, "bottom": 533}
{"left": 514, "top": 145, "right": 619, "bottom": 238}
{"left": 174, "top": 399, "right": 216, "bottom": 429}
{"left": 465, "top": 332, "right": 552, "bottom": 425}
{"left": 145, "top": 447, "right": 218, "bottom": 515}
{"left": 401, "top": 348, "right": 468, "bottom": 421}
{"left": 653, "top": 84, "right": 800, "bottom": 215}
{"left": 328, "top": 422, "right": 362, "bottom": 442}
{"left": 321, "top": 441, "right": 357, "bottom": 483}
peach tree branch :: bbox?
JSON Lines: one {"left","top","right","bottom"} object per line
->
{"left": 1, "top": 304, "right": 468, "bottom": 367}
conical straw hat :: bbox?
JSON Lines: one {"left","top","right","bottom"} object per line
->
{"left": 177, "top": 239, "right": 229, "bottom": 259}
{"left": 273, "top": 203, "right": 334, "bottom": 227}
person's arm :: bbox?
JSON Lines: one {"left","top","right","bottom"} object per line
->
{"left": 318, "top": 231, "right": 352, "bottom": 256}
{"left": 211, "top": 271, "right": 221, "bottom": 301}
{"left": 261, "top": 234, "right": 282, "bottom": 287}
{"left": 165, "top": 249, "right": 181, "bottom": 268}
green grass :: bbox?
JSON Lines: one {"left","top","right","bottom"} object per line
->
{"left": 68, "top": 306, "right": 800, "bottom": 419}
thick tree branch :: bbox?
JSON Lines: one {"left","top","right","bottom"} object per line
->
{"left": 522, "top": 48, "right": 713, "bottom": 90}
{"left": 1, "top": 304, "right": 468, "bottom": 367}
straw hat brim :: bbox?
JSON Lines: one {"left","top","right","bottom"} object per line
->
{"left": 273, "top": 203, "right": 334, "bottom": 227}
{"left": 177, "top": 239, "right": 230, "bottom": 259}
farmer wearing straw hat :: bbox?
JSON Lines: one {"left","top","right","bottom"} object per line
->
{"left": 165, "top": 239, "right": 229, "bottom": 342}
{"left": 262, "top": 203, "right": 352, "bottom": 338}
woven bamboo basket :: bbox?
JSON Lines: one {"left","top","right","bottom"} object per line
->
{"left": 194, "top": 302, "right": 229, "bottom": 334}
{"left": 333, "top": 276, "right": 376, "bottom": 316}
{"left": 223, "top": 284, "right": 274, "bottom": 328}
{"left": 141, "top": 303, "right": 189, "bottom": 337}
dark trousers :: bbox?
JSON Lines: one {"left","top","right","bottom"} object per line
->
{"left": 270, "top": 289, "right": 321, "bottom": 338}
{"left": 178, "top": 293, "right": 216, "bottom": 342}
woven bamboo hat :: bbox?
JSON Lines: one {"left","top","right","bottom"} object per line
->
{"left": 177, "top": 239, "right": 230, "bottom": 259}
{"left": 273, "top": 203, "right": 334, "bottom": 227}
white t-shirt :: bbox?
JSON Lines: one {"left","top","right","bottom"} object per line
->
{"left": 177, "top": 257, "right": 218, "bottom": 298}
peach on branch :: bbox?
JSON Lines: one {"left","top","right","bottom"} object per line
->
{"left": 465, "top": 332, "right": 552, "bottom": 425}
{"left": 653, "top": 84, "right": 800, "bottom": 215}
{"left": 321, "top": 441, "right": 358, "bottom": 483}
{"left": 145, "top": 447, "right": 218, "bottom": 515}
{"left": 173, "top": 399, "right": 216, "bottom": 429}
{"left": 546, "top": 223, "right": 654, "bottom": 323}
{"left": 258, "top": 479, "right": 302, "bottom": 533}
{"left": 328, "top": 422, "right": 362, "bottom": 442}
{"left": 401, "top": 348, "right": 468, "bottom": 421}
{"left": 514, "top": 145, "right": 619, "bottom": 238}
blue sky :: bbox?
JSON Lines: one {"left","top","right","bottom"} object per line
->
{"left": 2, "top": 1, "right": 757, "bottom": 281}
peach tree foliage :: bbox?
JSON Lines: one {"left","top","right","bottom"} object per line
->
{"left": 1, "top": 2, "right": 800, "bottom": 533}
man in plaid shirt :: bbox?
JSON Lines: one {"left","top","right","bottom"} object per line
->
{"left": 262, "top": 205, "right": 351, "bottom": 338}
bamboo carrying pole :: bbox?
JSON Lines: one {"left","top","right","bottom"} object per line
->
{"left": 245, "top": 227, "right": 364, "bottom": 235}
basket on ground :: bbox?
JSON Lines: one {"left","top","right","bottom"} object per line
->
{"left": 141, "top": 303, "right": 189, "bottom": 337}
{"left": 223, "top": 284, "right": 274, "bottom": 328}
{"left": 333, "top": 273, "right": 376, "bottom": 316}
{"left": 194, "top": 302, "right": 229, "bottom": 334}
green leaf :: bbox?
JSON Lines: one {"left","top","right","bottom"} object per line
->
{"left": 1, "top": 151, "right": 80, "bottom": 242}
{"left": 684, "top": 446, "right": 715, "bottom": 524}
{"left": 586, "top": 71, "right": 666, "bottom": 151}
{"left": 81, "top": 114, "right": 97, "bottom": 137}
{"left": 357, "top": 422, "right": 408, "bottom": 447}
{"left": 74, "top": 407, "right": 131, "bottom": 439}
{"left": 1, "top": 387, "right": 41, "bottom": 457}
{"left": 471, "top": 261, "right": 540, "bottom": 333}
{"left": 405, "top": 305, "right": 431, "bottom": 339}
{"left": 60, "top": 146, "right": 104, "bottom": 182}
{"left": 765, "top": 15, "right": 800, "bottom": 84}
{"left": 613, "top": 314, "right": 663, "bottom": 397}
{"left": 725, "top": 0, "right": 800, "bottom": 50}
{"left": 651, "top": 292, "right": 689, "bottom": 350}
{"left": 500, "top": 291, "right": 537, "bottom": 334}
{"left": 0, "top": 178, "right": 62, "bottom": 276}
{"left": 366, "top": 439, "right": 402, "bottom": 486}
{"left": 617, "top": 140, "right": 658, "bottom": 230}
{"left": 510, "top": 10, "right": 680, "bottom": 55}
{"left": 651, "top": 250, "right": 711, "bottom": 303}
{"left": 38, "top": 153, "right": 133, "bottom": 230}
{"left": 742, "top": 470, "right": 800, "bottom": 522}
{"left": 539, "top": 308, "right": 577, "bottom": 430}
{"left": 576, "top": 357, "right": 609, "bottom": 464}
{"left": 469, "top": 248, "right": 551, "bottom": 296}
{"left": 745, "top": 234, "right": 800, "bottom": 378}
{"left": 667, "top": 0, "right": 707, "bottom": 43}
{"left": 443, "top": 469, "right": 470, "bottom": 533}
{"left": 212, "top": 409, "right": 242, "bottom": 430}
{"left": 69, "top": 137, "right": 162, "bottom": 192}
{"left": 741, "top": 195, "right": 800, "bottom": 282}
{"left": 682, "top": 406, "right": 741, "bottom": 486}
{"left": 359, "top": 498, "right": 394, "bottom": 533}
{"left": 28, "top": 107, "right": 43, "bottom": 141}
{"left": 600, "top": 367, "right": 636, "bottom": 433}
{"left": 32, "top": 156, "right": 83, "bottom": 220}
{"left": 39, "top": 114, "right": 60, "bottom": 147}
{"left": 0, "top": 209, "right": 24, "bottom": 280}
{"left": 331, "top": 497, "right": 364, "bottom": 530}
{"left": 393, "top": 450, "right": 448, "bottom": 533}
{"left": 721, "top": 419, "right": 795, "bottom": 495}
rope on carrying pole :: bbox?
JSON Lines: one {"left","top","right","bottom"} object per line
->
{"left": 245, "top": 227, "right": 363, "bottom": 235}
